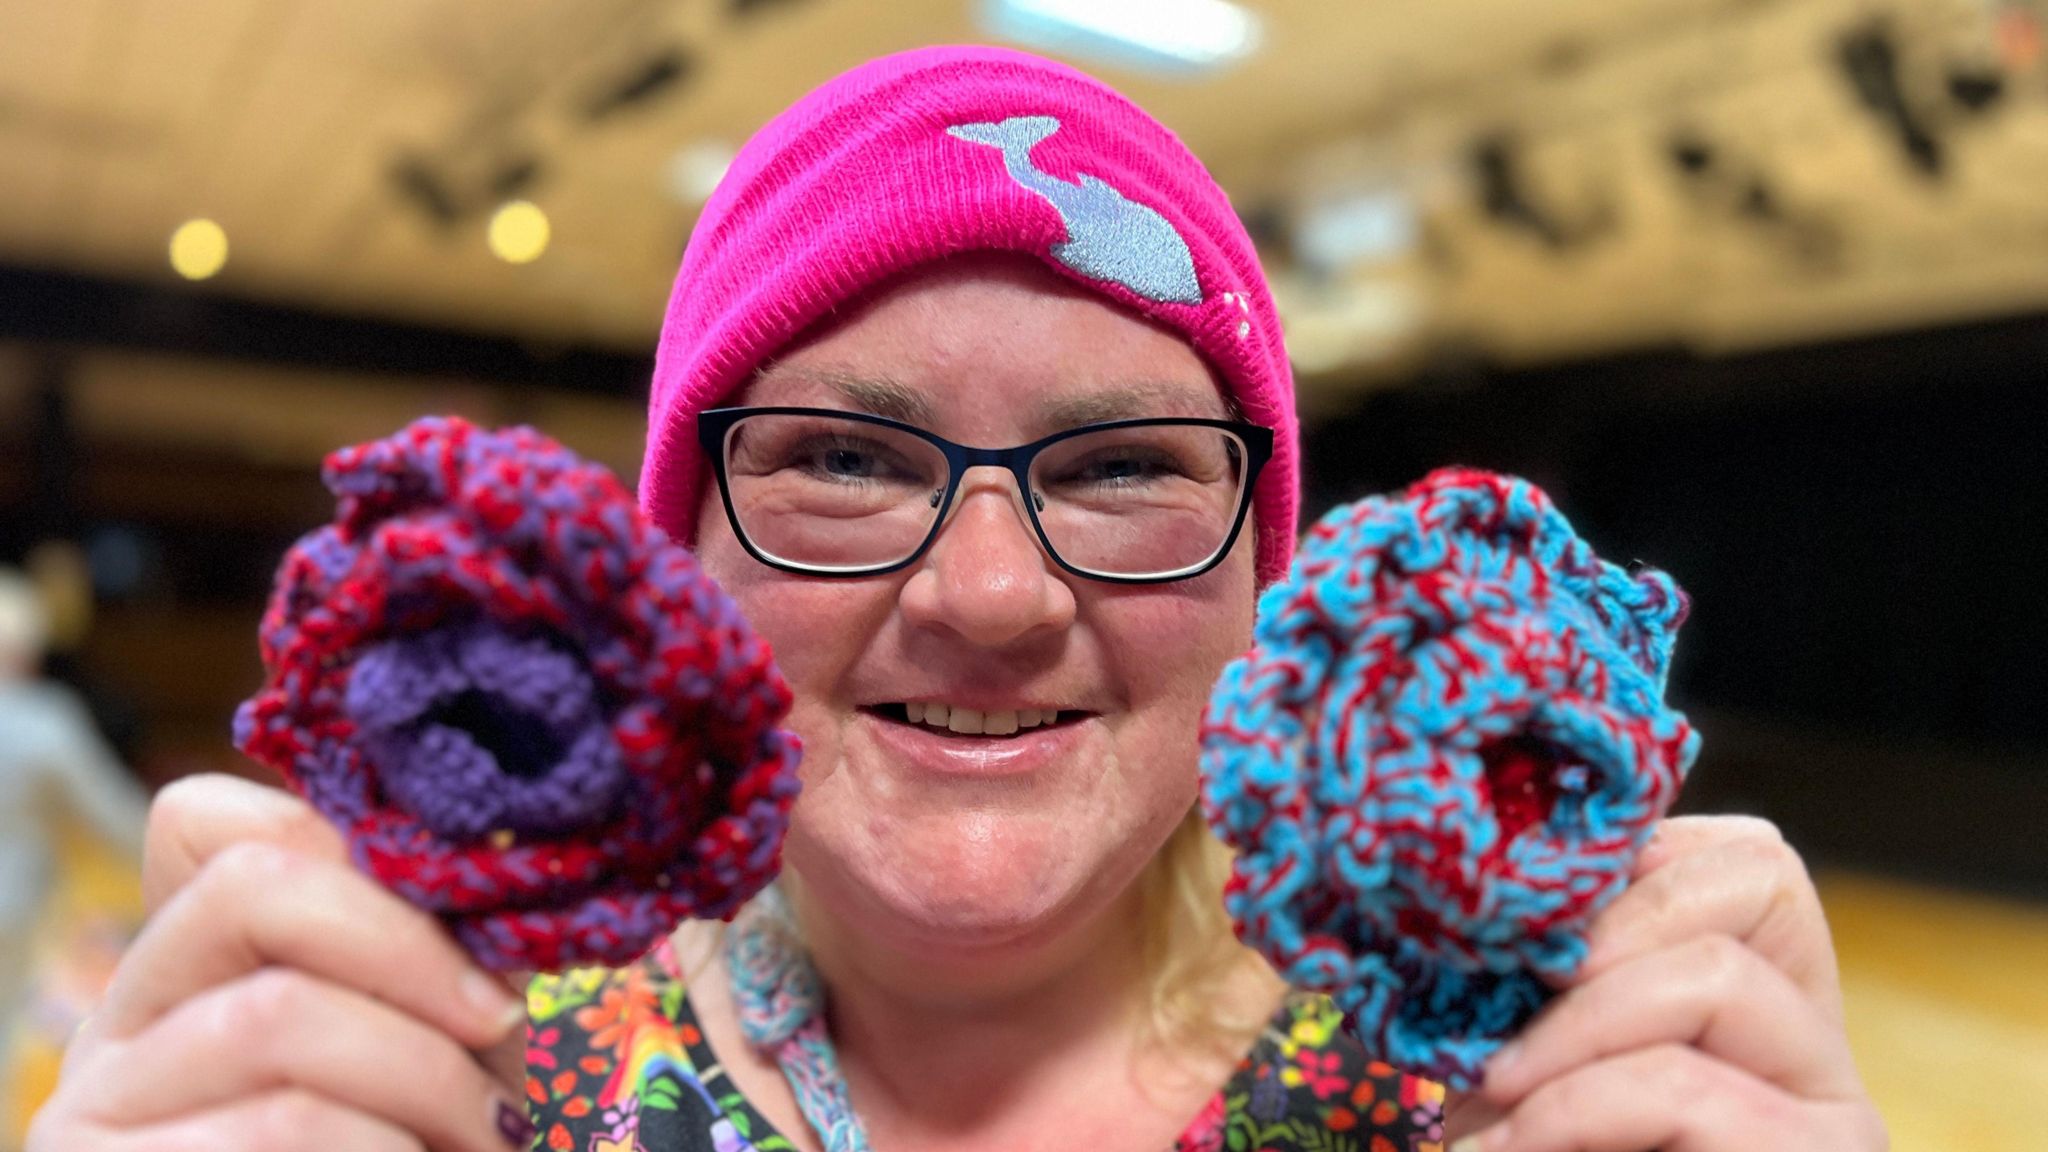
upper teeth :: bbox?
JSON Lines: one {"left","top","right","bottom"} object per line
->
{"left": 904, "top": 702, "right": 1057, "bottom": 735}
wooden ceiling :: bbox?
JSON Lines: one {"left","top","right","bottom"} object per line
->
{"left": 3, "top": 0, "right": 2045, "bottom": 400}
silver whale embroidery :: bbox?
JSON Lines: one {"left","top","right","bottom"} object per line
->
{"left": 947, "top": 115, "right": 1203, "bottom": 305}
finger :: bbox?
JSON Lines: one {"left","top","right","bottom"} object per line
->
{"left": 77, "top": 968, "right": 530, "bottom": 1152}
{"left": 1469, "top": 1043, "right": 1799, "bottom": 1152}
{"left": 100, "top": 1088, "right": 425, "bottom": 1152}
{"left": 1483, "top": 935, "right": 1863, "bottom": 1106}
{"left": 143, "top": 774, "right": 347, "bottom": 915}
{"left": 1628, "top": 813, "right": 1757, "bottom": 879}
{"left": 1582, "top": 815, "right": 1840, "bottom": 1017}
{"left": 97, "top": 840, "right": 524, "bottom": 1050}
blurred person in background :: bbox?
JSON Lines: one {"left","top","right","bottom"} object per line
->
{"left": 0, "top": 567, "right": 147, "bottom": 1143}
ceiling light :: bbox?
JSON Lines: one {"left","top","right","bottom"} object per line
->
{"left": 488, "top": 200, "right": 550, "bottom": 264}
{"left": 982, "top": 0, "right": 1261, "bottom": 75}
{"left": 168, "top": 218, "right": 228, "bottom": 281}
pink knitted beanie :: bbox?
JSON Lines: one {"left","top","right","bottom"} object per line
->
{"left": 640, "top": 44, "right": 1299, "bottom": 582}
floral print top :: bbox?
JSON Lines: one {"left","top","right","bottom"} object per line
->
{"left": 524, "top": 939, "right": 1446, "bottom": 1152}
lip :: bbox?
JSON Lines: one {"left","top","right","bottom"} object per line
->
{"left": 858, "top": 707, "right": 1092, "bottom": 778}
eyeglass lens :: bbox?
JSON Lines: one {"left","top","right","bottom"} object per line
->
{"left": 719, "top": 412, "right": 1249, "bottom": 578}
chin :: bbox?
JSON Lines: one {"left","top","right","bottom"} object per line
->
{"left": 785, "top": 802, "right": 1160, "bottom": 954}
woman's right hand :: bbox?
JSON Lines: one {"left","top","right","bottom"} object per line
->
{"left": 26, "top": 773, "right": 536, "bottom": 1152}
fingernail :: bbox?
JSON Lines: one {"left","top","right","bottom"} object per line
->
{"left": 493, "top": 1097, "right": 536, "bottom": 1148}
{"left": 462, "top": 969, "right": 526, "bottom": 1037}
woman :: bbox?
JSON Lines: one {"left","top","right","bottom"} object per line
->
{"left": 27, "top": 46, "right": 1884, "bottom": 1152}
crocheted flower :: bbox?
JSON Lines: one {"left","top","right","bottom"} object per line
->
{"left": 1201, "top": 467, "right": 1699, "bottom": 1087}
{"left": 234, "top": 417, "right": 802, "bottom": 972}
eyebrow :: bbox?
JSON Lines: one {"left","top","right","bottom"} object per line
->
{"left": 757, "top": 366, "right": 938, "bottom": 426}
{"left": 1035, "top": 380, "right": 1231, "bottom": 430}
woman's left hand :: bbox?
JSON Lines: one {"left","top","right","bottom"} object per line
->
{"left": 1446, "top": 814, "right": 1889, "bottom": 1152}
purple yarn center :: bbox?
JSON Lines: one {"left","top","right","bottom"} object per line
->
{"left": 344, "top": 619, "right": 624, "bottom": 842}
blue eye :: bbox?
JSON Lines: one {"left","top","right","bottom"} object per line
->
{"left": 787, "top": 435, "right": 901, "bottom": 482}
{"left": 1087, "top": 458, "right": 1146, "bottom": 481}
{"left": 816, "top": 446, "right": 878, "bottom": 478}
{"left": 1067, "top": 450, "right": 1178, "bottom": 487}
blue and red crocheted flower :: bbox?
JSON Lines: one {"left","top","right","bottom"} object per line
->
{"left": 234, "top": 417, "right": 801, "bottom": 973}
{"left": 1202, "top": 467, "right": 1700, "bottom": 1087}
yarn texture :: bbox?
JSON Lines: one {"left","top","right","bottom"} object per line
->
{"left": 1200, "top": 467, "right": 1700, "bottom": 1087}
{"left": 234, "top": 417, "right": 802, "bottom": 972}
{"left": 727, "top": 888, "right": 872, "bottom": 1152}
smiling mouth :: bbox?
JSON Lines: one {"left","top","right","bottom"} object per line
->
{"left": 863, "top": 703, "right": 1091, "bottom": 737}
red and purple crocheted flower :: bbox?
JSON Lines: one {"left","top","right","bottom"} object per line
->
{"left": 234, "top": 416, "right": 801, "bottom": 973}
{"left": 1202, "top": 467, "right": 1700, "bottom": 1087}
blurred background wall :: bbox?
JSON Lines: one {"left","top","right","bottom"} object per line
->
{"left": 1, "top": 0, "right": 2044, "bottom": 1148}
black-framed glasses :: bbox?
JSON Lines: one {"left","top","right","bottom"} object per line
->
{"left": 696, "top": 406, "right": 1273, "bottom": 584}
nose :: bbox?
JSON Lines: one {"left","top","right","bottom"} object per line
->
{"left": 898, "top": 468, "right": 1077, "bottom": 647}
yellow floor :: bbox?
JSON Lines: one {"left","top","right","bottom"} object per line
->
{"left": 4, "top": 817, "right": 145, "bottom": 1151}
{"left": 1820, "top": 870, "right": 2048, "bottom": 1152}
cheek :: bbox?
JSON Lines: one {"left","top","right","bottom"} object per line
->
{"left": 693, "top": 542, "right": 869, "bottom": 859}
{"left": 1094, "top": 563, "right": 1256, "bottom": 777}
{"left": 1106, "top": 552, "right": 1255, "bottom": 698}
{"left": 694, "top": 510, "right": 883, "bottom": 733}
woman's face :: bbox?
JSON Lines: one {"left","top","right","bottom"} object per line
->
{"left": 693, "top": 254, "right": 1257, "bottom": 959}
